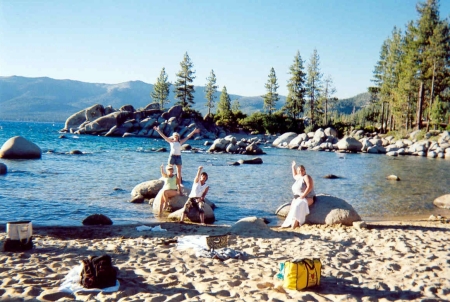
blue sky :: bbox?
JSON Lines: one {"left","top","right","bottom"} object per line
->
{"left": 1, "top": 0, "right": 449, "bottom": 99}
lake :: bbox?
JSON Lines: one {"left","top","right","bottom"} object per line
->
{"left": 1, "top": 121, "right": 449, "bottom": 227}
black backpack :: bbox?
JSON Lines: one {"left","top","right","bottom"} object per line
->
{"left": 80, "top": 254, "right": 118, "bottom": 289}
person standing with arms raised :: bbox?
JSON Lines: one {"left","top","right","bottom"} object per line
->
{"left": 153, "top": 126, "right": 200, "bottom": 183}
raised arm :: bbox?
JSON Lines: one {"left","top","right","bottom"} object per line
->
{"left": 160, "top": 163, "right": 167, "bottom": 178}
{"left": 193, "top": 166, "right": 203, "bottom": 183}
{"left": 180, "top": 128, "right": 200, "bottom": 144}
{"left": 153, "top": 126, "right": 173, "bottom": 143}
{"left": 292, "top": 161, "right": 298, "bottom": 179}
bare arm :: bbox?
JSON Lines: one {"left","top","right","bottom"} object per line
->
{"left": 292, "top": 161, "right": 298, "bottom": 179}
{"left": 300, "top": 175, "right": 314, "bottom": 198}
{"left": 180, "top": 128, "right": 200, "bottom": 145}
{"left": 193, "top": 166, "right": 203, "bottom": 183}
{"left": 200, "top": 186, "right": 209, "bottom": 201}
{"left": 160, "top": 163, "right": 167, "bottom": 178}
{"left": 153, "top": 126, "right": 173, "bottom": 143}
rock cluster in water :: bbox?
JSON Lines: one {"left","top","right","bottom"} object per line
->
{"left": 61, "top": 103, "right": 268, "bottom": 155}
{"left": 273, "top": 128, "right": 450, "bottom": 159}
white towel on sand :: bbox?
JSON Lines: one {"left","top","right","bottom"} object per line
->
{"left": 58, "top": 264, "right": 120, "bottom": 293}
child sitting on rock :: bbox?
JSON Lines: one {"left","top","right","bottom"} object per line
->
{"left": 180, "top": 166, "right": 209, "bottom": 225}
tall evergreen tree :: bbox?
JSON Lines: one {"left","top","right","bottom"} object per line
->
{"left": 372, "top": 28, "right": 403, "bottom": 131}
{"left": 396, "top": 22, "right": 419, "bottom": 130}
{"left": 217, "top": 86, "right": 231, "bottom": 117}
{"left": 321, "top": 75, "right": 337, "bottom": 125}
{"left": 263, "top": 67, "right": 279, "bottom": 115}
{"left": 173, "top": 52, "right": 196, "bottom": 110}
{"left": 231, "top": 99, "right": 241, "bottom": 114}
{"left": 204, "top": 70, "right": 218, "bottom": 116}
{"left": 150, "top": 67, "right": 171, "bottom": 110}
{"left": 415, "top": 0, "right": 450, "bottom": 130}
{"left": 306, "top": 49, "right": 323, "bottom": 126}
{"left": 284, "top": 50, "right": 307, "bottom": 120}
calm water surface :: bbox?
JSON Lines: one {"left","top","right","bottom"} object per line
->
{"left": 1, "top": 121, "right": 449, "bottom": 227}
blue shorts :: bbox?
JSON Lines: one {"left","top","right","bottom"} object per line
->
{"left": 169, "top": 154, "right": 182, "bottom": 165}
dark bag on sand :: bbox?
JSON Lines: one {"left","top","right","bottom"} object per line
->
{"left": 2, "top": 221, "right": 33, "bottom": 252}
{"left": 80, "top": 254, "right": 117, "bottom": 289}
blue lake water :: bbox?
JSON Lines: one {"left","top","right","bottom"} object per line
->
{"left": 1, "top": 120, "right": 449, "bottom": 227}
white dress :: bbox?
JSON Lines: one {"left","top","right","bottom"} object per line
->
{"left": 281, "top": 176, "right": 311, "bottom": 228}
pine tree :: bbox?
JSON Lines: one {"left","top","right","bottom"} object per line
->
{"left": 231, "top": 100, "right": 241, "bottom": 114}
{"left": 372, "top": 28, "right": 403, "bottom": 132}
{"left": 173, "top": 52, "right": 196, "bottom": 110}
{"left": 263, "top": 67, "right": 279, "bottom": 115}
{"left": 306, "top": 49, "right": 322, "bottom": 126}
{"left": 321, "top": 75, "right": 337, "bottom": 126}
{"left": 217, "top": 86, "right": 231, "bottom": 117}
{"left": 150, "top": 67, "right": 171, "bottom": 110}
{"left": 415, "top": 0, "right": 450, "bottom": 131}
{"left": 397, "top": 22, "right": 419, "bottom": 130}
{"left": 284, "top": 50, "right": 307, "bottom": 120}
{"left": 204, "top": 70, "right": 218, "bottom": 116}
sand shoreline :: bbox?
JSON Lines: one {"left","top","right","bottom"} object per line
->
{"left": 1, "top": 219, "right": 449, "bottom": 301}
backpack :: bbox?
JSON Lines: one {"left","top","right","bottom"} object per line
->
{"left": 80, "top": 254, "right": 117, "bottom": 289}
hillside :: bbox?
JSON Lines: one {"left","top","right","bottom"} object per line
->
{"left": 0, "top": 76, "right": 364, "bottom": 122}
{"left": 334, "top": 92, "right": 371, "bottom": 114}
{"left": 0, "top": 76, "right": 285, "bottom": 122}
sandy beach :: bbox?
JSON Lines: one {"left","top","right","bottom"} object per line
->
{"left": 1, "top": 219, "right": 449, "bottom": 302}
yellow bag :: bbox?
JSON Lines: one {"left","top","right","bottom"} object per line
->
{"left": 283, "top": 258, "right": 321, "bottom": 290}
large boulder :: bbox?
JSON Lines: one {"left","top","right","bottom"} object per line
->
{"left": 168, "top": 203, "right": 215, "bottom": 224}
{"left": 0, "top": 136, "right": 42, "bottom": 159}
{"left": 335, "top": 137, "right": 363, "bottom": 153}
{"left": 238, "top": 157, "right": 263, "bottom": 164}
{"left": 143, "top": 103, "right": 160, "bottom": 110}
{"left": 119, "top": 104, "right": 135, "bottom": 112}
{"left": 245, "top": 142, "right": 264, "bottom": 155}
{"left": 64, "top": 104, "right": 105, "bottom": 132}
{"left": 152, "top": 187, "right": 190, "bottom": 212}
{"left": 80, "top": 111, "right": 133, "bottom": 134}
{"left": 433, "top": 194, "right": 450, "bottom": 209}
{"left": 230, "top": 217, "right": 270, "bottom": 234}
{"left": 130, "top": 180, "right": 164, "bottom": 203}
{"left": 272, "top": 132, "right": 298, "bottom": 148}
{"left": 288, "top": 134, "right": 308, "bottom": 149}
{"left": 162, "top": 105, "right": 183, "bottom": 120}
{"left": 0, "top": 162, "right": 7, "bottom": 175}
{"left": 275, "top": 194, "right": 361, "bottom": 226}
{"left": 82, "top": 214, "right": 113, "bottom": 225}
{"left": 324, "top": 127, "right": 338, "bottom": 138}
{"left": 208, "top": 138, "right": 229, "bottom": 152}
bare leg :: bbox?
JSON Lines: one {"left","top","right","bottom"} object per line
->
{"left": 199, "top": 201, "right": 205, "bottom": 224}
{"left": 176, "top": 165, "right": 182, "bottom": 183}
{"left": 163, "top": 190, "right": 179, "bottom": 210}
{"left": 306, "top": 197, "right": 314, "bottom": 206}
{"left": 180, "top": 209, "right": 186, "bottom": 222}
{"left": 200, "top": 213, "right": 205, "bottom": 224}
{"left": 159, "top": 191, "right": 167, "bottom": 214}
{"left": 291, "top": 220, "right": 300, "bottom": 229}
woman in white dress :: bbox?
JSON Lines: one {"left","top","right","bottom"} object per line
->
{"left": 281, "top": 161, "right": 316, "bottom": 229}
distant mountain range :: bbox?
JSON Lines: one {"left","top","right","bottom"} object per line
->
{"left": 0, "top": 76, "right": 369, "bottom": 122}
